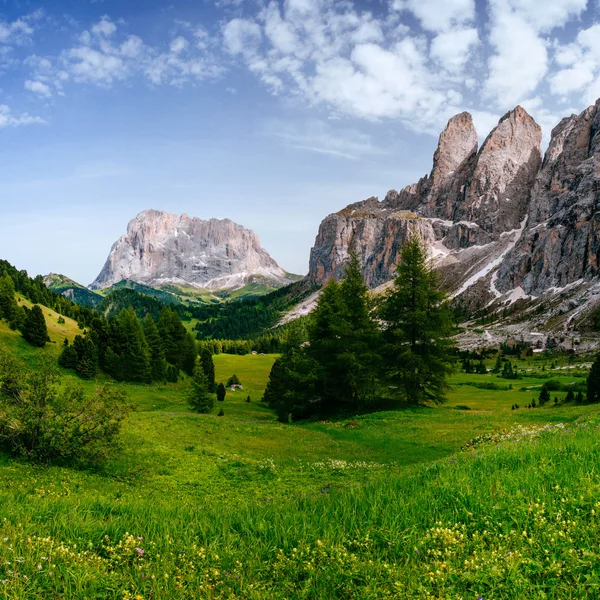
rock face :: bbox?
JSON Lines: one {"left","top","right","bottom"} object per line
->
{"left": 91, "top": 210, "right": 292, "bottom": 291}
{"left": 308, "top": 106, "right": 543, "bottom": 293}
{"left": 496, "top": 100, "right": 600, "bottom": 295}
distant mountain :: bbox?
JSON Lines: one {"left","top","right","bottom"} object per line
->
{"left": 43, "top": 273, "right": 102, "bottom": 307}
{"left": 90, "top": 210, "right": 300, "bottom": 294}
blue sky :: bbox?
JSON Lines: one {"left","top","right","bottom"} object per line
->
{"left": 0, "top": 0, "right": 599, "bottom": 284}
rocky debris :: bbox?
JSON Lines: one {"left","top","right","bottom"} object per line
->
{"left": 91, "top": 210, "right": 293, "bottom": 291}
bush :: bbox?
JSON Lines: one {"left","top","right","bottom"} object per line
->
{"left": 227, "top": 374, "right": 241, "bottom": 387}
{"left": 0, "top": 354, "right": 131, "bottom": 465}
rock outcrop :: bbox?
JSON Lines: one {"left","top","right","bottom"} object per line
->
{"left": 496, "top": 100, "right": 600, "bottom": 296}
{"left": 308, "top": 106, "right": 543, "bottom": 294}
{"left": 90, "top": 210, "right": 293, "bottom": 291}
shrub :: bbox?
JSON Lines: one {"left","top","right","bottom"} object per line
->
{"left": 0, "top": 354, "right": 131, "bottom": 465}
{"left": 227, "top": 374, "right": 241, "bottom": 387}
{"left": 218, "top": 407, "right": 224, "bottom": 417}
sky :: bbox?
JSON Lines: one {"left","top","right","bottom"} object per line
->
{"left": 0, "top": 0, "right": 600, "bottom": 285}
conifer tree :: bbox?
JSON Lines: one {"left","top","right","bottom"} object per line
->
{"left": 538, "top": 386, "right": 550, "bottom": 405}
{"left": 22, "top": 305, "right": 49, "bottom": 347}
{"left": 73, "top": 335, "right": 98, "bottom": 379}
{"left": 158, "top": 307, "right": 187, "bottom": 368}
{"left": 188, "top": 360, "right": 214, "bottom": 413}
{"left": 304, "top": 252, "right": 380, "bottom": 412}
{"left": 565, "top": 388, "right": 575, "bottom": 403}
{"left": 217, "top": 382, "right": 226, "bottom": 402}
{"left": 105, "top": 308, "right": 150, "bottom": 383}
{"left": 200, "top": 347, "right": 216, "bottom": 392}
{"left": 378, "top": 235, "right": 454, "bottom": 405}
{"left": 59, "top": 339, "right": 78, "bottom": 369}
{"left": 144, "top": 315, "right": 167, "bottom": 382}
{"left": 0, "top": 274, "right": 16, "bottom": 322}
{"left": 587, "top": 354, "right": 600, "bottom": 403}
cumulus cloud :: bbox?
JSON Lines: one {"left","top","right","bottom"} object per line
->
{"left": 58, "top": 17, "right": 223, "bottom": 87}
{"left": 24, "top": 79, "right": 52, "bottom": 97}
{"left": 430, "top": 28, "right": 479, "bottom": 74}
{"left": 550, "top": 23, "right": 600, "bottom": 101}
{"left": 484, "top": 10, "right": 548, "bottom": 106}
{"left": 0, "top": 105, "right": 45, "bottom": 128}
{"left": 391, "top": 0, "right": 476, "bottom": 32}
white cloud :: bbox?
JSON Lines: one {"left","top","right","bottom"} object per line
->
{"left": 485, "top": 10, "right": 548, "bottom": 106}
{"left": 0, "top": 105, "right": 45, "bottom": 128}
{"left": 24, "top": 79, "right": 52, "bottom": 97}
{"left": 67, "top": 46, "right": 127, "bottom": 84}
{"left": 550, "top": 23, "right": 600, "bottom": 98}
{"left": 430, "top": 28, "right": 479, "bottom": 74}
{"left": 170, "top": 36, "right": 189, "bottom": 54}
{"left": 223, "top": 18, "right": 262, "bottom": 56}
{"left": 91, "top": 16, "right": 117, "bottom": 37}
{"left": 497, "top": 0, "right": 588, "bottom": 33}
{"left": 391, "top": 0, "right": 476, "bottom": 32}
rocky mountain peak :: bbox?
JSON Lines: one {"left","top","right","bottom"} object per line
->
{"left": 90, "top": 210, "right": 294, "bottom": 292}
{"left": 430, "top": 111, "right": 478, "bottom": 186}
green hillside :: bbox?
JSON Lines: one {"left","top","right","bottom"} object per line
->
{"left": 2, "top": 300, "right": 600, "bottom": 597}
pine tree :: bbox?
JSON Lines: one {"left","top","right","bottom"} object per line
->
{"left": 181, "top": 333, "right": 198, "bottom": 377}
{"left": 22, "top": 305, "right": 49, "bottom": 347}
{"left": 158, "top": 308, "right": 187, "bottom": 369}
{"left": 106, "top": 308, "right": 150, "bottom": 383}
{"left": 538, "top": 386, "right": 550, "bottom": 405}
{"left": 378, "top": 235, "right": 454, "bottom": 405}
{"left": 73, "top": 335, "right": 98, "bottom": 379}
{"left": 59, "top": 339, "right": 78, "bottom": 369}
{"left": 304, "top": 252, "right": 380, "bottom": 412}
{"left": 493, "top": 353, "right": 503, "bottom": 373}
{"left": 576, "top": 390, "right": 583, "bottom": 403}
{"left": 0, "top": 273, "right": 17, "bottom": 322}
{"left": 144, "top": 315, "right": 167, "bottom": 382}
{"left": 565, "top": 388, "right": 575, "bottom": 403}
{"left": 217, "top": 382, "right": 226, "bottom": 402}
{"left": 188, "top": 360, "right": 214, "bottom": 413}
{"left": 200, "top": 348, "right": 216, "bottom": 392}
{"left": 587, "top": 353, "right": 600, "bottom": 403}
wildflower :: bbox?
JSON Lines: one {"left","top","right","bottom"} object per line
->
{"left": 135, "top": 548, "right": 145, "bottom": 557}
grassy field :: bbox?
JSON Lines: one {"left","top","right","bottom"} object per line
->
{"left": 2, "top": 317, "right": 600, "bottom": 597}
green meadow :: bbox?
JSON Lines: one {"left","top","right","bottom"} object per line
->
{"left": 2, "top": 316, "right": 600, "bottom": 598}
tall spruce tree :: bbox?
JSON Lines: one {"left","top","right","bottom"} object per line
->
{"left": 188, "top": 360, "right": 214, "bottom": 413}
{"left": 378, "top": 235, "right": 454, "bottom": 405}
{"left": 587, "top": 353, "right": 600, "bottom": 403}
{"left": 200, "top": 348, "right": 216, "bottom": 392}
{"left": 144, "top": 315, "right": 167, "bottom": 382}
{"left": 105, "top": 308, "right": 150, "bottom": 383}
{"left": 158, "top": 307, "right": 187, "bottom": 369}
{"left": 22, "top": 305, "right": 49, "bottom": 347}
{"left": 216, "top": 382, "right": 226, "bottom": 402}
{"left": 306, "top": 253, "right": 379, "bottom": 411}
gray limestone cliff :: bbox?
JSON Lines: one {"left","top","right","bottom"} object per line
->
{"left": 90, "top": 210, "right": 292, "bottom": 291}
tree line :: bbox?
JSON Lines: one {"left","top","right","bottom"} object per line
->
{"left": 263, "top": 237, "right": 455, "bottom": 421}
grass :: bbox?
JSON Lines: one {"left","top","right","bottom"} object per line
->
{"left": 2, "top": 316, "right": 600, "bottom": 597}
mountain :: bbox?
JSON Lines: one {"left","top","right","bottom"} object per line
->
{"left": 90, "top": 210, "right": 299, "bottom": 294}
{"left": 309, "top": 106, "right": 542, "bottom": 294}
{"left": 43, "top": 273, "right": 102, "bottom": 307}
{"left": 306, "top": 100, "right": 600, "bottom": 347}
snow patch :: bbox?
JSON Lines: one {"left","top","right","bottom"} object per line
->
{"left": 450, "top": 217, "right": 527, "bottom": 299}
